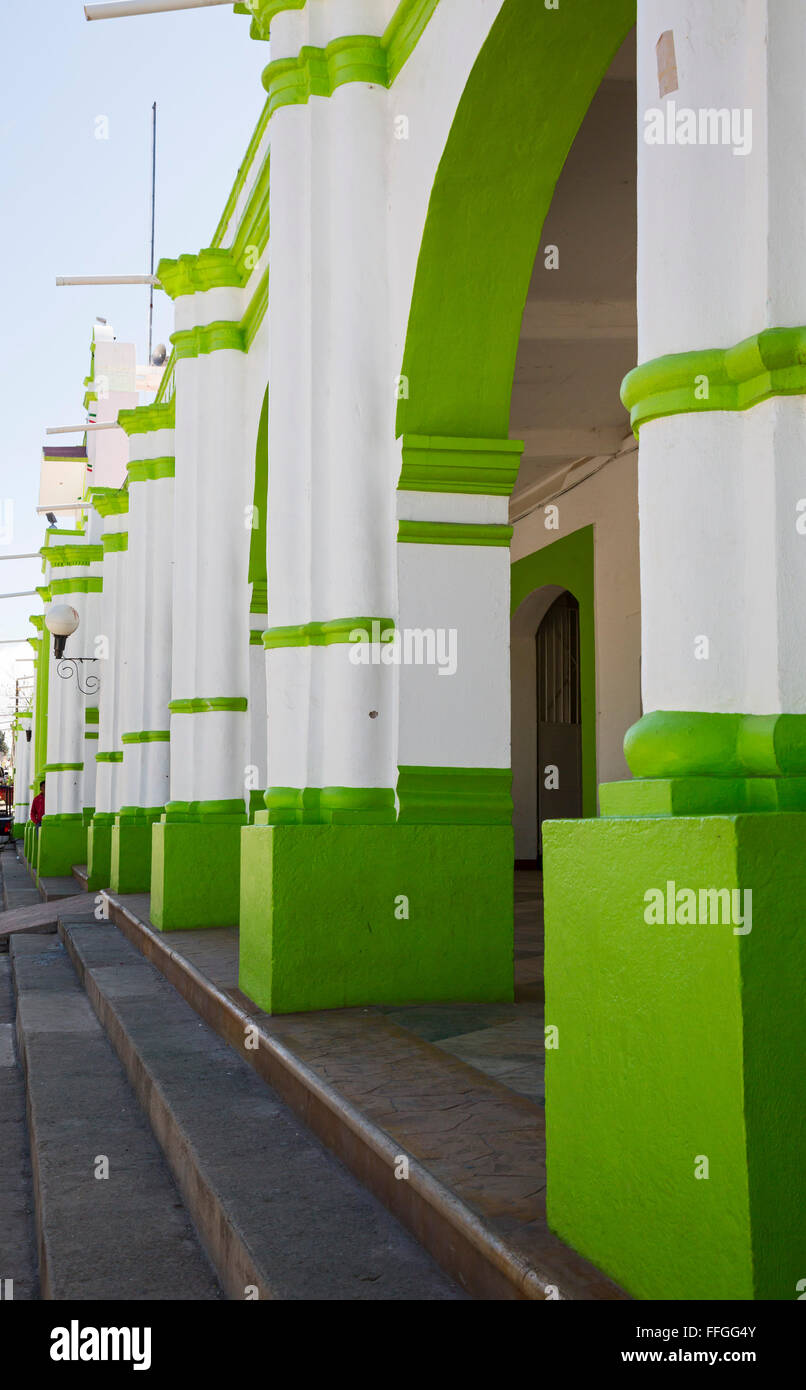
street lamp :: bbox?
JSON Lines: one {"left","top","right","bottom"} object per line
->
{"left": 45, "top": 604, "right": 80, "bottom": 659}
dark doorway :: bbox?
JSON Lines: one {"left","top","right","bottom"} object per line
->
{"left": 536, "top": 590, "right": 582, "bottom": 860}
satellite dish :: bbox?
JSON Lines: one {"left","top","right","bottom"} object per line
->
{"left": 151, "top": 343, "right": 167, "bottom": 367}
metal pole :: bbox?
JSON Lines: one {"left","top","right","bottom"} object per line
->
{"left": 0, "top": 554, "right": 41, "bottom": 562}
{"left": 148, "top": 101, "right": 157, "bottom": 363}
{"left": 85, "top": 1, "right": 234, "bottom": 18}
{"left": 46, "top": 422, "right": 122, "bottom": 434}
{"left": 0, "top": 592, "right": 39, "bottom": 600}
{"left": 56, "top": 275, "right": 159, "bottom": 286}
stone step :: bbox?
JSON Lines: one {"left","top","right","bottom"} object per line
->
{"left": 0, "top": 957, "right": 38, "bottom": 1300}
{"left": 38, "top": 877, "right": 83, "bottom": 904}
{"left": 61, "top": 919, "right": 464, "bottom": 1301}
{"left": 100, "top": 892, "right": 625, "bottom": 1301}
{"left": 10, "top": 932, "right": 223, "bottom": 1300}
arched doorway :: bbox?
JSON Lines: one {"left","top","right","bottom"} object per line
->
{"left": 536, "top": 591, "right": 582, "bottom": 859}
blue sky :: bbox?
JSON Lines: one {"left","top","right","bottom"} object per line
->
{"left": 0, "top": 1, "right": 267, "bottom": 743}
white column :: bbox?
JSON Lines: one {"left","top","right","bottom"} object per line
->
{"left": 13, "top": 717, "right": 32, "bottom": 827}
{"left": 637, "top": 0, "right": 806, "bottom": 719}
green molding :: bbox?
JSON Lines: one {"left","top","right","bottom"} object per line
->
{"left": 397, "top": 766, "right": 512, "bottom": 825}
{"left": 398, "top": 435, "right": 524, "bottom": 495}
{"left": 102, "top": 531, "right": 128, "bottom": 553}
{"left": 43, "top": 762, "right": 83, "bottom": 773}
{"left": 234, "top": 0, "right": 303, "bottom": 42}
{"left": 158, "top": 247, "right": 247, "bottom": 301}
{"left": 96, "top": 751, "right": 124, "bottom": 763}
{"left": 397, "top": 520, "right": 513, "bottom": 547}
{"left": 625, "top": 711, "right": 806, "bottom": 779}
{"left": 263, "top": 618, "right": 395, "bottom": 650}
{"left": 128, "top": 456, "right": 175, "bottom": 484}
{"left": 42, "top": 544, "right": 103, "bottom": 568}
{"left": 263, "top": 37, "right": 387, "bottom": 112}
{"left": 249, "top": 583, "right": 268, "bottom": 615}
{"left": 168, "top": 697, "right": 248, "bottom": 714}
{"left": 84, "top": 732, "right": 99, "bottom": 741}
{"left": 171, "top": 321, "right": 246, "bottom": 359}
{"left": 121, "top": 730, "right": 170, "bottom": 744}
{"left": 85, "top": 707, "right": 99, "bottom": 724}
{"left": 232, "top": 158, "right": 270, "bottom": 282}
{"left": 243, "top": 1, "right": 441, "bottom": 87}
{"left": 50, "top": 576, "right": 103, "bottom": 595}
{"left": 397, "top": 0, "right": 634, "bottom": 440}
{"left": 118, "top": 399, "right": 176, "bottom": 436}
{"left": 622, "top": 327, "right": 806, "bottom": 433}
{"left": 35, "top": 586, "right": 52, "bottom": 602}
{"left": 91, "top": 489, "right": 129, "bottom": 518}
{"left": 511, "top": 527, "right": 597, "bottom": 819}
{"left": 163, "top": 798, "right": 247, "bottom": 823}
{"left": 263, "top": 786, "right": 396, "bottom": 826}
{"left": 249, "top": 630, "right": 264, "bottom": 646}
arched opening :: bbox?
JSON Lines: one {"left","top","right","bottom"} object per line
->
{"left": 536, "top": 590, "right": 582, "bottom": 855}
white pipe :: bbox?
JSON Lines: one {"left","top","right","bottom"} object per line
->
{"left": 0, "top": 554, "right": 41, "bottom": 562}
{"left": 46, "top": 422, "right": 122, "bottom": 434}
{"left": 35, "top": 505, "right": 87, "bottom": 514}
{"left": 85, "top": 0, "right": 233, "bottom": 19}
{"left": 56, "top": 275, "right": 159, "bottom": 286}
{"left": 0, "top": 592, "right": 38, "bottom": 600}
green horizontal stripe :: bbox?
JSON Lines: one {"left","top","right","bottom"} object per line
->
{"left": 85, "top": 707, "right": 99, "bottom": 724}
{"left": 263, "top": 617, "right": 395, "bottom": 650}
{"left": 263, "top": 786, "right": 396, "bottom": 826}
{"left": 249, "top": 630, "right": 264, "bottom": 646}
{"left": 84, "top": 732, "right": 99, "bottom": 741}
{"left": 171, "top": 321, "right": 245, "bottom": 360}
{"left": 41, "top": 812, "right": 83, "bottom": 824}
{"left": 397, "top": 520, "right": 513, "bottom": 547}
{"left": 169, "top": 697, "right": 248, "bottom": 714}
{"left": 128, "top": 456, "right": 175, "bottom": 484}
{"left": 43, "top": 544, "right": 103, "bottom": 568}
{"left": 622, "top": 326, "right": 806, "bottom": 432}
{"left": 50, "top": 576, "right": 103, "bottom": 595}
{"left": 163, "top": 798, "right": 247, "bottom": 824}
{"left": 95, "top": 751, "right": 124, "bottom": 763}
{"left": 43, "top": 762, "right": 83, "bottom": 773}
{"left": 398, "top": 434, "right": 523, "bottom": 496}
{"left": 117, "top": 399, "right": 175, "bottom": 437}
{"left": 397, "top": 766, "right": 513, "bottom": 826}
{"left": 102, "top": 531, "right": 128, "bottom": 553}
{"left": 121, "top": 730, "right": 170, "bottom": 744}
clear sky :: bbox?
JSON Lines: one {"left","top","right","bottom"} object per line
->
{"left": 0, "top": 0, "right": 267, "bottom": 746}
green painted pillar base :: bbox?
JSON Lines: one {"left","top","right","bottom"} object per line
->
{"left": 239, "top": 822, "right": 514, "bottom": 1014}
{"left": 151, "top": 803, "right": 246, "bottom": 929}
{"left": 11, "top": 823, "right": 24, "bottom": 841}
{"left": 37, "top": 815, "right": 88, "bottom": 879}
{"left": 543, "top": 812, "right": 806, "bottom": 1301}
{"left": 110, "top": 808, "right": 163, "bottom": 895}
{"left": 87, "top": 813, "right": 115, "bottom": 891}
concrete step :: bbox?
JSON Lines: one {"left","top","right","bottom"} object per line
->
{"left": 1, "top": 847, "right": 40, "bottom": 915}
{"left": 61, "top": 919, "right": 464, "bottom": 1301}
{"left": 38, "top": 877, "right": 83, "bottom": 904}
{"left": 72, "top": 865, "right": 89, "bottom": 891}
{"left": 10, "top": 933, "right": 223, "bottom": 1300}
{"left": 0, "top": 957, "right": 38, "bottom": 1300}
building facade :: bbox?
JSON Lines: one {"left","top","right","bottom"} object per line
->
{"left": 15, "top": 0, "right": 806, "bottom": 1301}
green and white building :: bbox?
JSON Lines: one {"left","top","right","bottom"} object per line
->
{"left": 16, "top": 0, "right": 806, "bottom": 1301}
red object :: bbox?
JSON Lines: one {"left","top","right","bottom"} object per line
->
{"left": 30, "top": 792, "right": 45, "bottom": 826}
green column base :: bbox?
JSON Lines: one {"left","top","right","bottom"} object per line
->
{"left": 87, "top": 813, "right": 115, "bottom": 891}
{"left": 110, "top": 808, "right": 163, "bottom": 895}
{"left": 151, "top": 811, "right": 245, "bottom": 929}
{"left": 239, "top": 822, "right": 514, "bottom": 1014}
{"left": 11, "top": 824, "right": 24, "bottom": 840}
{"left": 37, "top": 815, "right": 88, "bottom": 879}
{"left": 543, "top": 812, "right": 806, "bottom": 1301}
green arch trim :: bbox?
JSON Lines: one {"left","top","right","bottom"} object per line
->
{"left": 128, "top": 457, "right": 175, "bottom": 484}
{"left": 263, "top": 618, "right": 395, "bottom": 650}
{"left": 621, "top": 327, "right": 806, "bottom": 432}
{"left": 397, "top": 0, "right": 635, "bottom": 440}
{"left": 624, "top": 711, "right": 806, "bottom": 779}
{"left": 121, "top": 730, "right": 171, "bottom": 744}
{"left": 510, "top": 525, "right": 596, "bottom": 819}
{"left": 249, "top": 388, "right": 268, "bottom": 603}
{"left": 168, "top": 697, "right": 248, "bottom": 714}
